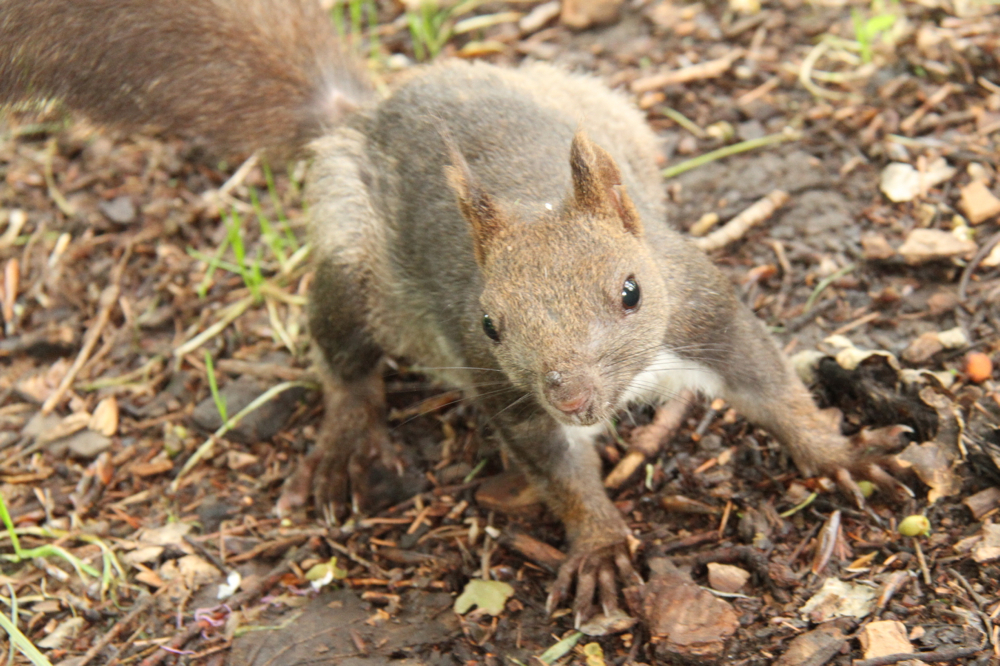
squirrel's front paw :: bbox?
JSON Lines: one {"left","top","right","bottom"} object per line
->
{"left": 277, "top": 415, "right": 401, "bottom": 524}
{"left": 808, "top": 425, "right": 914, "bottom": 507}
{"left": 546, "top": 525, "right": 643, "bottom": 628}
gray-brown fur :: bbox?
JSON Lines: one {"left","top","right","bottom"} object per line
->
{"left": 3, "top": 1, "right": 908, "bottom": 623}
{"left": 0, "top": 0, "right": 373, "bottom": 154}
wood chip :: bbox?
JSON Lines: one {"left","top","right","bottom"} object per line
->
{"left": 693, "top": 189, "right": 789, "bottom": 252}
{"left": 631, "top": 49, "right": 745, "bottom": 94}
{"left": 959, "top": 180, "right": 1000, "bottom": 224}
{"left": 859, "top": 620, "right": 924, "bottom": 666}
{"left": 707, "top": 563, "right": 750, "bottom": 593}
{"left": 963, "top": 487, "right": 1000, "bottom": 520}
{"left": 897, "top": 228, "right": 976, "bottom": 265}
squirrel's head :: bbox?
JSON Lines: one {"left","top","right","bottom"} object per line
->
{"left": 446, "top": 132, "right": 668, "bottom": 427}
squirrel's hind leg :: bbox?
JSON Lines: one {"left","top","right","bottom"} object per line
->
{"left": 277, "top": 257, "right": 400, "bottom": 523}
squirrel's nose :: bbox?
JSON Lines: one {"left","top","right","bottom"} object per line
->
{"left": 551, "top": 392, "right": 590, "bottom": 415}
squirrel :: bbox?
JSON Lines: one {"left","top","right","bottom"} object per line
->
{"left": 2, "top": 0, "right": 910, "bottom": 624}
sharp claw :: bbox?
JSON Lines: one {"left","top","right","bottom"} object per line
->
{"left": 545, "top": 592, "right": 557, "bottom": 616}
{"left": 574, "top": 612, "right": 582, "bottom": 630}
{"left": 602, "top": 601, "right": 611, "bottom": 617}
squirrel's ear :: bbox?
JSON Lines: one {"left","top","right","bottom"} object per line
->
{"left": 444, "top": 146, "right": 503, "bottom": 266}
{"left": 569, "top": 131, "right": 642, "bottom": 236}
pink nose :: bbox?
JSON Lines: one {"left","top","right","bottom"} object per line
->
{"left": 552, "top": 393, "right": 589, "bottom": 415}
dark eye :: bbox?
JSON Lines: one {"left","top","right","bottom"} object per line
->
{"left": 482, "top": 314, "right": 500, "bottom": 342}
{"left": 621, "top": 277, "right": 640, "bottom": 311}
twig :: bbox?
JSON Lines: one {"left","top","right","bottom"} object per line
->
{"left": 42, "top": 246, "right": 132, "bottom": 414}
{"left": 662, "top": 130, "right": 801, "bottom": 180}
{"left": 0, "top": 209, "right": 28, "bottom": 249}
{"left": 215, "top": 359, "right": 313, "bottom": 383}
{"left": 913, "top": 539, "right": 931, "bottom": 587}
{"left": 694, "top": 190, "right": 789, "bottom": 252}
{"left": 958, "top": 229, "right": 1000, "bottom": 301}
{"left": 44, "top": 138, "right": 76, "bottom": 217}
{"left": 737, "top": 76, "right": 780, "bottom": 106}
{"left": 605, "top": 391, "right": 692, "bottom": 489}
{"left": 632, "top": 49, "right": 745, "bottom": 94}
{"left": 78, "top": 593, "right": 159, "bottom": 666}
{"left": 852, "top": 644, "right": 984, "bottom": 666}
{"left": 2, "top": 258, "right": 18, "bottom": 334}
{"left": 900, "top": 83, "right": 953, "bottom": 134}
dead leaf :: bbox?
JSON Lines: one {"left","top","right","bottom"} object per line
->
{"left": 454, "top": 579, "right": 514, "bottom": 615}
{"left": 972, "top": 523, "right": 1000, "bottom": 563}
{"left": 897, "top": 442, "right": 961, "bottom": 503}
{"left": 800, "top": 578, "right": 877, "bottom": 622}
{"left": 36, "top": 616, "right": 85, "bottom": 650}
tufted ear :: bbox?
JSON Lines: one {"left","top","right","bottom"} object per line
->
{"left": 444, "top": 142, "right": 504, "bottom": 267}
{"left": 569, "top": 131, "right": 642, "bottom": 236}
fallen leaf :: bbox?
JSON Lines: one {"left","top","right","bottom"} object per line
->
{"left": 902, "top": 332, "right": 943, "bottom": 364}
{"left": 305, "top": 557, "right": 348, "bottom": 591}
{"left": 897, "top": 442, "right": 960, "bottom": 503}
{"left": 972, "top": 523, "right": 1000, "bottom": 563}
{"left": 36, "top": 616, "right": 85, "bottom": 650}
{"left": 879, "top": 159, "right": 955, "bottom": 203}
{"left": 800, "top": 578, "right": 877, "bottom": 622}
{"left": 454, "top": 579, "right": 515, "bottom": 615}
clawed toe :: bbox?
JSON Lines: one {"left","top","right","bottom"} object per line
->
{"left": 547, "top": 540, "right": 641, "bottom": 626}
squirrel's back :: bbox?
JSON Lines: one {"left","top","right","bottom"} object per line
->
{"left": 0, "top": 0, "right": 374, "bottom": 154}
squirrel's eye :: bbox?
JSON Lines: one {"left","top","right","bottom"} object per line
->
{"left": 482, "top": 314, "right": 501, "bottom": 342}
{"left": 621, "top": 277, "right": 640, "bottom": 311}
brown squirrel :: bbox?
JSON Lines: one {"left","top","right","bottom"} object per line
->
{"left": 2, "top": 0, "right": 909, "bottom": 624}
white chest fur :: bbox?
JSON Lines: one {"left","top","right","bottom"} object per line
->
{"left": 618, "top": 348, "right": 724, "bottom": 408}
{"left": 560, "top": 349, "right": 725, "bottom": 450}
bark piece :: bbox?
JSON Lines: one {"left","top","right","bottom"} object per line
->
{"left": 859, "top": 620, "right": 925, "bottom": 666}
{"left": 624, "top": 557, "right": 739, "bottom": 661}
{"left": 963, "top": 487, "right": 1000, "bottom": 520}
{"left": 774, "top": 621, "right": 850, "bottom": 666}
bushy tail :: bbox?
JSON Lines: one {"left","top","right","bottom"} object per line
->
{"left": 0, "top": 0, "right": 374, "bottom": 154}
